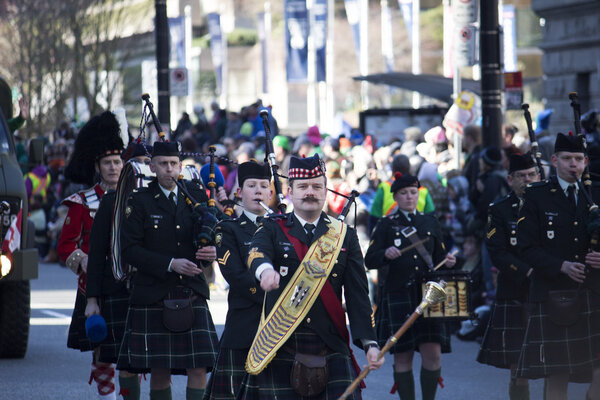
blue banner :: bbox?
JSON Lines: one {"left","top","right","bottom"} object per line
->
{"left": 207, "top": 13, "right": 223, "bottom": 94}
{"left": 502, "top": 5, "right": 518, "bottom": 72}
{"left": 398, "top": 0, "right": 413, "bottom": 43}
{"left": 344, "top": 0, "right": 361, "bottom": 68}
{"left": 314, "top": 0, "right": 327, "bottom": 82}
{"left": 168, "top": 16, "right": 186, "bottom": 67}
{"left": 285, "top": 0, "right": 308, "bottom": 82}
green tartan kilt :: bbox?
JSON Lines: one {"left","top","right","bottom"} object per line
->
{"left": 237, "top": 327, "right": 362, "bottom": 400}
{"left": 477, "top": 300, "right": 527, "bottom": 369}
{"left": 97, "top": 288, "right": 130, "bottom": 364}
{"left": 515, "top": 289, "right": 600, "bottom": 383}
{"left": 376, "top": 290, "right": 451, "bottom": 354}
{"left": 117, "top": 297, "right": 218, "bottom": 374}
{"left": 204, "top": 347, "right": 249, "bottom": 400}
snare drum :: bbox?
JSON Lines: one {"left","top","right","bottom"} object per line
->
{"left": 417, "top": 270, "right": 473, "bottom": 320}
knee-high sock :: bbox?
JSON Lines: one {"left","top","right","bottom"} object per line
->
{"left": 186, "top": 387, "right": 205, "bottom": 400}
{"left": 420, "top": 367, "right": 441, "bottom": 400}
{"left": 150, "top": 387, "right": 172, "bottom": 400}
{"left": 118, "top": 375, "right": 140, "bottom": 400}
{"left": 90, "top": 363, "right": 116, "bottom": 397}
{"left": 393, "top": 370, "right": 415, "bottom": 400}
{"left": 509, "top": 378, "right": 530, "bottom": 400}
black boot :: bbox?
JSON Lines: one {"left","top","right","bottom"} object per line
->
{"left": 393, "top": 370, "right": 415, "bottom": 400}
{"left": 420, "top": 367, "right": 441, "bottom": 400}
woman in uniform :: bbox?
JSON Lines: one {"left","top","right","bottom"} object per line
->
{"left": 365, "top": 172, "right": 455, "bottom": 400}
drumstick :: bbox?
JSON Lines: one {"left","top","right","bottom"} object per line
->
{"left": 433, "top": 249, "right": 459, "bottom": 271}
{"left": 397, "top": 237, "right": 430, "bottom": 254}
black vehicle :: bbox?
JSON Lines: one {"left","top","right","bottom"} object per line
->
{"left": 0, "top": 79, "right": 43, "bottom": 358}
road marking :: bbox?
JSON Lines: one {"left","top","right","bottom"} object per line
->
{"left": 30, "top": 309, "right": 72, "bottom": 325}
{"left": 31, "top": 303, "right": 73, "bottom": 309}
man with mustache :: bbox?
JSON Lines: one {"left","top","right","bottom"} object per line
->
{"left": 239, "top": 154, "right": 384, "bottom": 400}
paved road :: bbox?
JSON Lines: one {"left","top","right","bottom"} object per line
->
{"left": 0, "top": 262, "right": 589, "bottom": 399}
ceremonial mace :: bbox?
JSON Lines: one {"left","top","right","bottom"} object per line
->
{"left": 338, "top": 281, "right": 448, "bottom": 400}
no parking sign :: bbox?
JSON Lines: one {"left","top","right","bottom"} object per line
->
{"left": 170, "top": 67, "right": 188, "bottom": 97}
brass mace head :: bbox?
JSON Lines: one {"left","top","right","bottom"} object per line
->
{"left": 422, "top": 280, "right": 447, "bottom": 306}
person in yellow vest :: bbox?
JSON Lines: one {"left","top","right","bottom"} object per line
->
{"left": 369, "top": 154, "right": 434, "bottom": 233}
{"left": 25, "top": 165, "right": 51, "bottom": 206}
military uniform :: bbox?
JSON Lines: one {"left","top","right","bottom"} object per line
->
{"left": 515, "top": 175, "right": 600, "bottom": 382}
{"left": 239, "top": 211, "right": 375, "bottom": 400}
{"left": 365, "top": 211, "right": 451, "bottom": 354}
{"left": 58, "top": 183, "right": 106, "bottom": 352}
{"left": 86, "top": 191, "right": 131, "bottom": 365}
{"left": 117, "top": 178, "right": 218, "bottom": 373}
{"left": 204, "top": 212, "right": 265, "bottom": 400}
{"left": 478, "top": 191, "right": 530, "bottom": 368}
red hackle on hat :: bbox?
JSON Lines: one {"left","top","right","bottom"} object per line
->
{"left": 394, "top": 172, "right": 402, "bottom": 179}
{"left": 569, "top": 131, "right": 574, "bottom": 136}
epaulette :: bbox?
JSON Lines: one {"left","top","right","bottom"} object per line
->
{"left": 490, "top": 193, "right": 512, "bottom": 208}
{"left": 62, "top": 192, "right": 83, "bottom": 206}
{"left": 526, "top": 180, "right": 548, "bottom": 189}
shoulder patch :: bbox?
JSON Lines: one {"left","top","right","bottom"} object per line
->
{"left": 527, "top": 180, "right": 548, "bottom": 188}
{"left": 215, "top": 232, "right": 223, "bottom": 247}
{"left": 125, "top": 205, "right": 132, "bottom": 218}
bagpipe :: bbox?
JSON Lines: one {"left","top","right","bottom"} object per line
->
{"left": 521, "top": 103, "right": 546, "bottom": 179}
{"left": 111, "top": 94, "right": 235, "bottom": 280}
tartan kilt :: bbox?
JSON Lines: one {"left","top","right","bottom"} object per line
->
{"left": 116, "top": 296, "right": 218, "bottom": 374}
{"left": 67, "top": 290, "right": 95, "bottom": 352}
{"left": 375, "top": 290, "right": 451, "bottom": 354}
{"left": 477, "top": 300, "right": 527, "bottom": 369}
{"left": 237, "top": 327, "right": 362, "bottom": 400}
{"left": 515, "top": 289, "right": 600, "bottom": 383}
{"left": 97, "top": 288, "right": 130, "bottom": 364}
{"left": 204, "top": 347, "right": 249, "bottom": 400}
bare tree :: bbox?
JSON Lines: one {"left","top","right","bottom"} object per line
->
{"left": 0, "top": 0, "right": 151, "bottom": 136}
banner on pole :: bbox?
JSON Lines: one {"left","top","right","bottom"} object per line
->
{"left": 207, "top": 13, "right": 224, "bottom": 94}
{"left": 168, "top": 16, "right": 186, "bottom": 67}
{"left": 314, "top": 0, "right": 327, "bottom": 82}
{"left": 504, "top": 71, "right": 523, "bottom": 110}
{"left": 502, "top": 5, "right": 518, "bottom": 73}
{"left": 344, "top": 0, "right": 361, "bottom": 69}
{"left": 285, "top": 0, "right": 309, "bottom": 82}
{"left": 452, "top": 0, "right": 477, "bottom": 68}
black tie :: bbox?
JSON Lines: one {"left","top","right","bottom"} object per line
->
{"left": 255, "top": 216, "right": 263, "bottom": 225}
{"left": 169, "top": 192, "right": 177, "bottom": 210}
{"left": 567, "top": 184, "right": 576, "bottom": 207}
{"left": 408, "top": 213, "right": 415, "bottom": 221}
{"left": 305, "top": 223, "right": 316, "bottom": 243}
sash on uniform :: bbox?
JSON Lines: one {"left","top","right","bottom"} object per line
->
{"left": 246, "top": 218, "right": 346, "bottom": 375}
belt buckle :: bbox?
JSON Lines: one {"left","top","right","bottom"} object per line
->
{"left": 401, "top": 226, "right": 416, "bottom": 238}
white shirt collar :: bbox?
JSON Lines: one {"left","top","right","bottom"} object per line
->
{"left": 294, "top": 212, "right": 320, "bottom": 229}
{"left": 243, "top": 209, "right": 261, "bottom": 225}
{"left": 400, "top": 209, "right": 417, "bottom": 221}
{"left": 556, "top": 175, "right": 577, "bottom": 195}
{"left": 158, "top": 184, "right": 178, "bottom": 200}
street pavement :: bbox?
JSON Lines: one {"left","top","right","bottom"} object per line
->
{"left": 0, "top": 262, "right": 589, "bottom": 399}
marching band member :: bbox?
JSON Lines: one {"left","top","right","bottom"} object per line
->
{"left": 84, "top": 142, "right": 152, "bottom": 400}
{"left": 57, "top": 111, "right": 125, "bottom": 400}
{"left": 204, "top": 160, "right": 271, "bottom": 400}
{"left": 365, "top": 172, "right": 455, "bottom": 400}
{"left": 516, "top": 133, "right": 600, "bottom": 400}
{"left": 240, "top": 154, "right": 384, "bottom": 400}
{"left": 117, "top": 141, "right": 219, "bottom": 400}
{"left": 477, "top": 152, "right": 540, "bottom": 400}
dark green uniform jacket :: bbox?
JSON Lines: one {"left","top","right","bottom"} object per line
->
{"left": 120, "top": 179, "right": 211, "bottom": 305}
{"left": 486, "top": 191, "right": 530, "bottom": 301}
{"left": 517, "top": 176, "right": 600, "bottom": 302}
{"left": 216, "top": 213, "right": 264, "bottom": 349}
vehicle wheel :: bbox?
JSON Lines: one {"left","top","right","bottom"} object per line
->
{"left": 0, "top": 280, "right": 31, "bottom": 358}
